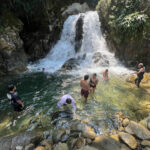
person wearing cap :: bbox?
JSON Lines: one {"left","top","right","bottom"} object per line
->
{"left": 7, "top": 85, "right": 24, "bottom": 112}
{"left": 135, "top": 63, "right": 145, "bottom": 88}
{"left": 57, "top": 94, "right": 76, "bottom": 113}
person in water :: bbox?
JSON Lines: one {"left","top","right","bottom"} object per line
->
{"left": 135, "top": 63, "right": 145, "bottom": 88}
{"left": 103, "top": 69, "right": 109, "bottom": 81}
{"left": 57, "top": 94, "right": 76, "bottom": 113}
{"left": 89, "top": 73, "right": 99, "bottom": 94}
{"left": 80, "top": 75, "right": 90, "bottom": 101}
{"left": 7, "top": 85, "right": 24, "bottom": 112}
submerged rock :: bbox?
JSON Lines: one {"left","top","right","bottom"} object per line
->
{"left": 78, "top": 145, "right": 98, "bottom": 150}
{"left": 119, "top": 132, "right": 137, "bottom": 149}
{"left": 24, "top": 144, "right": 35, "bottom": 150}
{"left": 122, "top": 118, "right": 129, "bottom": 127}
{"left": 91, "top": 136, "right": 121, "bottom": 150}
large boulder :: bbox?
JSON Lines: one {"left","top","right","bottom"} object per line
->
{"left": 125, "top": 121, "right": 150, "bottom": 140}
{"left": 119, "top": 132, "right": 137, "bottom": 149}
{"left": 0, "top": 132, "right": 43, "bottom": 150}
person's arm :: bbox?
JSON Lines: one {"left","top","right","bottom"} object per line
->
{"left": 137, "top": 68, "right": 144, "bottom": 74}
{"left": 69, "top": 96, "right": 76, "bottom": 113}
{"left": 16, "top": 100, "right": 24, "bottom": 107}
{"left": 57, "top": 97, "right": 66, "bottom": 108}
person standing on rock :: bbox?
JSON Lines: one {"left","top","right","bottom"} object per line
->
{"left": 89, "top": 73, "right": 99, "bottom": 94}
{"left": 135, "top": 63, "right": 145, "bottom": 88}
{"left": 7, "top": 85, "right": 24, "bottom": 112}
{"left": 80, "top": 75, "right": 90, "bottom": 101}
{"left": 57, "top": 94, "right": 76, "bottom": 113}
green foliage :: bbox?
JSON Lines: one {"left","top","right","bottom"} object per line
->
{"left": 98, "top": 0, "right": 150, "bottom": 44}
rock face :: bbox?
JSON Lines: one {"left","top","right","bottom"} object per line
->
{"left": 125, "top": 121, "right": 150, "bottom": 140}
{"left": 75, "top": 15, "right": 84, "bottom": 53}
{"left": 97, "top": 0, "right": 150, "bottom": 69}
{"left": 0, "top": 132, "right": 43, "bottom": 150}
{"left": 119, "top": 132, "right": 137, "bottom": 149}
{"left": 0, "top": 26, "right": 27, "bottom": 75}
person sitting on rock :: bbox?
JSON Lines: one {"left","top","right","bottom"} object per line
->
{"left": 57, "top": 94, "right": 76, "bottom": 113}
{"left": 135, "top": 63, "right": 145, "bottom": 88}
{"left": 7, "top": 84, "right": 24, "bottom": 112}
{"left": 80, "top": 75, "right": 90, "bottom": 101}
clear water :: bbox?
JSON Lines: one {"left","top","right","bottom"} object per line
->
{"left": 0, "top": 73, "right": 149, "bottom": 138}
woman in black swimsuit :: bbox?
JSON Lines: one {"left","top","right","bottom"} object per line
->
{"left": 89, "top": 73, "right": 99, "bottom": 94}
{"left": 135, "top": 63, "right": 145, "bottom": 88}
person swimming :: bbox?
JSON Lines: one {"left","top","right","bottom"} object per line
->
{"left": 103, "top": 69, "right": 109, "bottom": 81}
{"left": 80, "top": 75, "right": 90, "bottom": 101}
{"left": 57, "top": 94, "right": 76, "bottom": 113}
{"left": 89, "top": 73, "right": 99, "bottom": 94}
{"left": 135, "top": 63, "right": 145, "bottom": 88}
{"left": 7, "top": 85, "right": 24, "bottom": 112}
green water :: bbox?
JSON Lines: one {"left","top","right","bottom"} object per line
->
{"left": 0, "top": 72, "right": 149, "bottom": 138}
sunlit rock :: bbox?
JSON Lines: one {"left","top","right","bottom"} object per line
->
{"left": 119, "top": 132, "right": 137, "bottom": 149}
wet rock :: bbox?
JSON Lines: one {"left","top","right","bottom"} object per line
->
{"left": 125, "top": 121, "right": 150, "bottom": 140}
{"left": 78, "top": 145, "right": 98, "bottom": 150}
{"left": 86, "top": 138, "right": 92, "bottom": 144}
{"left": 67, "top": 137, "right": 77, "bottom": 150}
{"left": 82, "top": 126, "right": 96, "bottom": 139}
{"left": 34, "top": 146, "right": 46, "bottom": 150}
{"left": 75, "top": 15, "right": 84, "bottom": 53}
{"left": 91, "top": 136, "right": 121, "bottom": 150}
{"left": 121, "top": 144, "right": 131, "bottom": 150}
{"left": 74, "top": 137, "right": 86, "bottom": 149}
{"left": 147, "top": 119, "right": 150, "bottom": 130}
{"left": 62, "top": 58, "right": 79, "bottom": 70}
{"left": 119, "top": 132, "right": 137, "bottom": 149}
{"left": 53, "top": 143, "right": 68, "bottom": 150}
{"left": 16, "top": 146, "right": 23, "bottom": 150}
{"left": 61, "top": 134, "right": 70, "bottom": 142}
{"left": 125, "top": 125, "right": 134, "bottom": 135}
{"left": 92, "top": 52, "right": 109, "bottom": 66}
{"left": 62, "top": 3, "right": 89, "bottom": 17}
{"left": 110, "top": 134, "right": 120, "bottom": 142}
{"left": 52, "top": 129, "right": 66, "bottom": 143}
{"left": 0, "top": 131, "right": 43, "bottom": 150}
{"left": 25, "top": 144, "right": 35, "bottom": 150}
{"left": 122, "top": 118, "right": 129, "bottom": 127}
{"left": 144, "top": 148, "right": 150, "bottom": 150}
{"left": 141, "top": 140, "right": 150, "bottom": 147}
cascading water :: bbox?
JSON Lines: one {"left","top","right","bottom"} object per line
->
{"left": 28, "top": 11, "right": 130, "bottom": 74}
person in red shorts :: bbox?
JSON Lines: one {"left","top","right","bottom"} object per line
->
{"left": 80, "top": 75, "right": 90, "bottom": 102}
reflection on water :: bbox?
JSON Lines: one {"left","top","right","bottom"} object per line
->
{"left": 0, "top": 72, "right": 149, "bottom": 138}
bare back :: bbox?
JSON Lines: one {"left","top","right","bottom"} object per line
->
{"left": 80, "top": 80, "right": 89, "bottom": 91}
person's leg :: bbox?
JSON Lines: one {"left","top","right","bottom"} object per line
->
{"left": 137, "top": 78, "right": 142, "bottom": 88}
{"left": 135, "top": 78, "right": 138, "bottom": 85}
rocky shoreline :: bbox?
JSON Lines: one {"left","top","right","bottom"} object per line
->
{"left": 1, "top": 111, "right": 150, "bottom": 150}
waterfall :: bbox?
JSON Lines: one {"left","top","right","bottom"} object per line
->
{"left": 28, "top": 11, "right": 130, "bottom": 74}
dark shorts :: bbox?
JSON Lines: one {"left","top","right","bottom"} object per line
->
{"left": 12, "top": 103, "right": 23, "bottom": 112}
{"left": 81, "top": 89, "right": 89, "bottom": 99}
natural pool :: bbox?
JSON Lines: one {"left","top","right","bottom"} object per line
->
{"left": 0, "top": 72, "right": 149, "bottom": 138}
